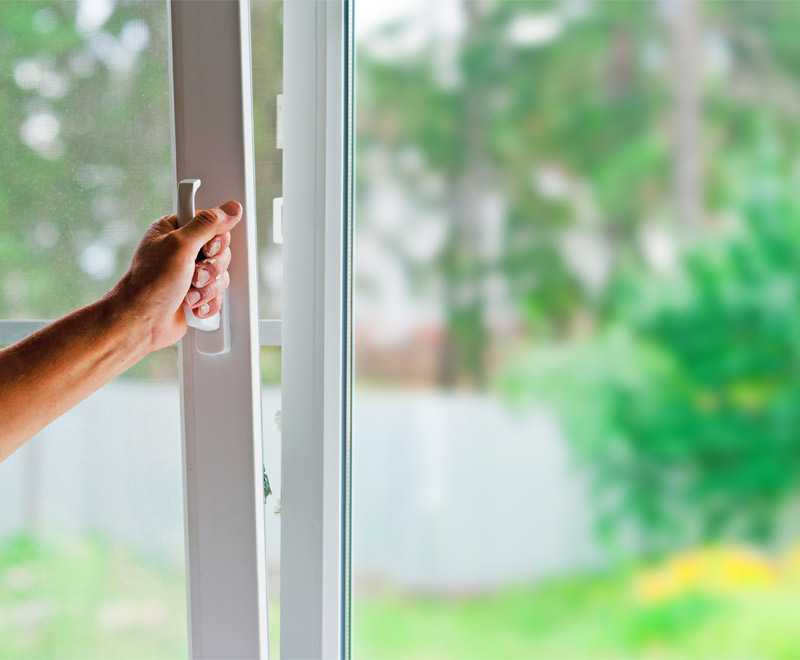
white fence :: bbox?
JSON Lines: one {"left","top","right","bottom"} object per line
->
{"left": 0, "top": 382, "right": 605, "bottom": 591}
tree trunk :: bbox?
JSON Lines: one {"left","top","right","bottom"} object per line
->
{"left": 668, "top": 0, "right": 704, "bottom": 231}
{"left": 438, "top": 0, "right": 491, "bottom": 389}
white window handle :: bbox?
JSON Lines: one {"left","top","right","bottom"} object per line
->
{"left": 177, "top": 178, "right": 230, "bottom": 354}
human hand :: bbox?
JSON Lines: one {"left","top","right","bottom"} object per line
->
{"left": 110, "top": 200, "right": 243, "bottom": 351}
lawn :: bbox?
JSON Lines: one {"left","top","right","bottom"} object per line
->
{"left": 0, "top": 535, "right": 187, "bottom": 659}
{"left": 3, "top": 535, "right": 800, "bottom": 659}
{"left": 352, "top": 576, "right": 800, "bottom": 659}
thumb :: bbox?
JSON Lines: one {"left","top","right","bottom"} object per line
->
{"left": 178, "top": 200, "right": 242, "bottom": 248}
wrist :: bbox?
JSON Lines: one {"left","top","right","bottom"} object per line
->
{"left": 99, "top": 280, "right": 159, "bottom": 362}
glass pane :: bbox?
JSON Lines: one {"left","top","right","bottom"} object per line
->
{"left": 0, "top": 351, "right": 186, "bottom": 658}
{"left": 252, "top": 0, "right": 284, "bottom": 321}
{"left": 251, "top": 0, "right": 283, "bottom": 656}
{"left": 260, "top": 346, "right": 282, "bottom": 660}
{"left": 352, "top": 1, "right": 800, "bottom": 658}
{"left": 0, "top": 0, "right": 172, "bottom": 320}
{"left": 0, "top": 1, "right": 186, "bottom": 657}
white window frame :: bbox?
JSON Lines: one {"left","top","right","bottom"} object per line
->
{"left": 171, "top": 0, "right": 351, "bottom": 657}
{"left": 169, "top": 1, "right": 268, "bottom": 657}
{"left": 281, "top": 1, "right": 352, "bottom": 658}
{"left": 0, "top": 1, "right": 352, "bottom": 657}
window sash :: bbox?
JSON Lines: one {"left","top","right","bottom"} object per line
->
{"left": 169, "top": 0, "right": 267, "bottom": 656}
{"left": 0, "top": 1, "right": 352, "bottom": 657}
{"left": 280, "top": 1, "right": 351, "bottom": 657}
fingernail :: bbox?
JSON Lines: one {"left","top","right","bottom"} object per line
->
{"left": 195, "top": 269, "right": 210, "bottom": 287}
{"left": 186, "top": 290, "right": 201, "bottom": 306}
{"left": 206, "top": 240, "right": 222, "bottom": 257}
{"left": 220, "top": 200, "right": 240, "bottom": 216}
{"left": 198, "top": 303, "right": 211, "bottom": 317}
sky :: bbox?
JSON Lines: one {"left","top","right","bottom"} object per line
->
{"left": 355, "top": 0, "right": 465, "bottom": 43}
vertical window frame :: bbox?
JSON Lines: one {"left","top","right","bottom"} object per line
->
{"left": 169, "top": 0, "right": 268, "bottom": 657}
{"left": 281, "top": 0, "right": 352, "bottom": 658}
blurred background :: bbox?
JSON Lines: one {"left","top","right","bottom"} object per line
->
{"left": 350, "top": 0, "right": 800, "bottom": 658}
{"left": 4, "top": 0, "right": 800, "bottom": 658}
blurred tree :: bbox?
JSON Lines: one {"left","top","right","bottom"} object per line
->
{"left": 357, "top": 0, "right": 669, "bottom": 387}
{"left": 0, "top": 0, "right": 172, "bottom": 320}
{"left": 356, "top": 0, "right": 800, "bottom": 388}
{"left": 0, "top": 0, "right": 284, "bottom": 328}
{"left": 504, "top": 181, "right": 800, "bottom": 551}
{"left": 667, "top": 0, "right": 703, "bottom": 231}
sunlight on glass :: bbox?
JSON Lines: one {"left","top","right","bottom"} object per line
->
{"left": 19, "top": 112, "right": 62, "bottom": 158}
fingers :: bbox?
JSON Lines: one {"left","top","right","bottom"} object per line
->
{"left": 192, "top": 248, "right": 231, "bottom": 288}
{"left": 178, "top": 200, "right": 242, "bottom": 250}
{"left": 202, "top": 229, "right": 230, "bottom": 259}
{"left": 175, "top": 202, "right": 237, "bottom": 319}
{"left": 184, "top": 270, "right": 230, "bottom": 312}
{"left": 192, "top": 294, "right": 224, "bottom": 319}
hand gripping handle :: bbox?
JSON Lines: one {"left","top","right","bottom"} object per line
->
{"left": 177, "top": 179, "right": 220, "bottom": 332}
{"left": 177, "top": 179, "right": 231, "bottom": 355}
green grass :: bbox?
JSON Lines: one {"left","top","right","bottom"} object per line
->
{"left": 4, "top": 535, "right": 800, "bottom": 659}
{"left": 0, "top": 535, "right": 187, "bottom": 659}
{"left": 351, "top": 575, "right": 800, "bottom": 660}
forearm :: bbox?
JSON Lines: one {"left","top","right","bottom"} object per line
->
{"left": 0, "top": 293, "right": 152, "bottom": 461}
{"left": 0, "top": 200, "right": 241, "bottom": 463}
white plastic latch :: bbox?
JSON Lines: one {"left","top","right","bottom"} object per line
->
{"left": 177, "top": 178, "right": 231, "bottom": 355}
{"left": 272, "top": 197, "right": 283, "bottom": 244}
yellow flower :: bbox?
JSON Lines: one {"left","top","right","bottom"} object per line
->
{"left": 780, "top": 543, "right": 800, "bottom": 581}
{"left": 633, "top": 545, "right": 777, "bottom": 603}
{"left": 717, "top": 547, "right": 776, "bottom": 587}
{"left": 635, "top": 571, "right": 678, "bottom": 603}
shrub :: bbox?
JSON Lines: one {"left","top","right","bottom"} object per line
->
{"left": 502, "top": 190, "right": 800, "bottom": 551}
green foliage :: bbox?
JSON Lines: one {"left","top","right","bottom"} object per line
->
{"left": 5, "top": 532, "right": 800, "bottom": 660}
{"left": 502, "top": 188, "right": 800, "bottom": 549}
{"left": 0, "top": 1, "right": 283, "bottom": 380}
{"left": 0, "top": 0, "right": 283, "bottom": 323}
{"left": 358, "top": 0, "right": 800, "bottom": 390}
{"left": 260, "top": 346, "right": 281, "bottom": 385}
{"left": 0, "top": 534, "right": 187, "bottom": 659}
{"left": 357, "top": 0, "right": 670, "bottom": 384}
{"left": 353, "top": 571, "right": 800, "bottom": 660}
{"left": 0, "top": 1, "right": 172, "bottom": 319}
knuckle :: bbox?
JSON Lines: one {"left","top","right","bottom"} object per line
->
{"left": 198, "top": 259, "right": 220, "bottom": 279}
{"left": 200, "top": 277, "right": 223, "bottom": 300}
{"left": 198, "top": 297, "right": 221, "bottom": 317}
{"left": 163, "top": 231, "right": 186, "bottom": 254}
{"left": 195, "top": 259, "right": 222, "bottom": 284}
{"left": 207, "top": 261, "right": 222, "bottom": 280}
{"left": 203, "top": 235, "right": 222, "bottom": 257}
{"left": 214, "top": 249, "right": 232, "bottom": 273}
{"left": 151, "top": 214, "right": 176, "bottom": 234}
{"left": 205, "top": 233, "right": 230, "bottom": 258}
{"left": 194, "top": 209, "right": 219, "bottom": 226}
